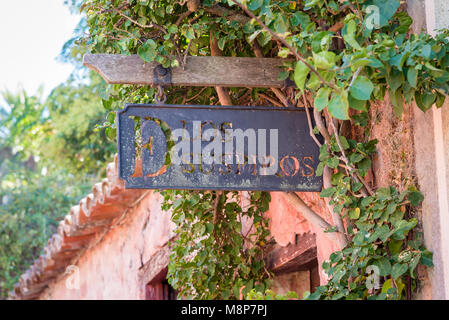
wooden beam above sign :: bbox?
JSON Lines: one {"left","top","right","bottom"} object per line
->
{"left": 83, "top": 54, "right": 291, "bottom": 88}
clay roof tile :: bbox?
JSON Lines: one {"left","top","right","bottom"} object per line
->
{"left": 8, "top": 158, "right": 146, "bottom": 300}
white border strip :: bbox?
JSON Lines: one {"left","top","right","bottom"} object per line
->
{"left": 426, "top": 0, "right": 449, "bottom": 299}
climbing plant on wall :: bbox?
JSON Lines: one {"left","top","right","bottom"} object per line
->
{"left": 162, "top": 190, "right": 272, "bottom": 299}
{"left": 77, "top": 0, "right": 446, "bottom": 299}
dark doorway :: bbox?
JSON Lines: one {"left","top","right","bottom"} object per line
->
{"left": 145, "top": 279, "right": 177, "bottom": 300}
{"left": 144, "top": 267, "right": 177, "bottom": 300}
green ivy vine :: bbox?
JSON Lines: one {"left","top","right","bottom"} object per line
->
{"left": 162, "top": 190, "right": 272, "bottom": 299}
{"left": 309, "top": 137, "right": 432, "bottom": 300}
{"left": 76, "top": 0, "right": 447, "bottom": 299}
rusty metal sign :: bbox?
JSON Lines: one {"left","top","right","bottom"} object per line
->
{"left": 117, "top": 104, "right": 322, "bottom": 191}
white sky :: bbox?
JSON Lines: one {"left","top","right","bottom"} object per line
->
{"left": 0, "top": 0, "right": 80, "bottom": 100}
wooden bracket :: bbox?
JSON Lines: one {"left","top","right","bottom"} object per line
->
{"left": 83, "top": 54, "right": 292, "bottom": 88}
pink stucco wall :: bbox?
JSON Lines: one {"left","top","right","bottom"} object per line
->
{"left": 42, "top": 190, "right": 337, "bottom": 299}
{"left": 265, "top": 192, "right": 341, "bottom": 283}
{"left": 41, "top": 191, "right": 175, "bottom": 299}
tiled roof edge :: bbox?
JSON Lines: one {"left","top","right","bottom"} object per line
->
{"left": 8, "top": 156, "right": 146, "bottom": 300}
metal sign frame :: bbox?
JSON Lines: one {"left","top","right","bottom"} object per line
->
{"left": 117, "top": 104, "right": 322, "bottom": 191}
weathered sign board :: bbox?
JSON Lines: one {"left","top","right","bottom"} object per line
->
{"left": 117, "top": 104, "right": 322, "bottom": 191}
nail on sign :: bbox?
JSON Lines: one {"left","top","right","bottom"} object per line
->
{"left": 117, "top": 104, "right": 322, "bottom": 191}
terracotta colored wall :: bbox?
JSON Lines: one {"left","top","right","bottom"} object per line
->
{"left": 265, "top": 192, "right": 341, "bottom": 284}
{"left": 41, "top": 191, "right": 175, "bottom": 299}
{"left": 41, "top": 188, "right": 336, "bottom": 299}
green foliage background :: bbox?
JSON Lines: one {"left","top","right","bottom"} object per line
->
{"left": 0, "top": 2, "right": 114, "bottom": 297}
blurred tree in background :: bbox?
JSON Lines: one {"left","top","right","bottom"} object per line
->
{"left": 0, "top": 1, "right": 114, "bottom": 298}
{"left": 41, "top": 76, "right": 115, "bottom": 177}
{"left": 0, "top": 160, "right": 92, "bottom": 298}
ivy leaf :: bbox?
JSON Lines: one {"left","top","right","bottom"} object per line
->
{"left": 218, "top": 37, "right": 227, "bottom": 51}
{"left": 314, "top": 87, "right": 331, "bottom": 111}
{"left": 424, "top": 62, "right": 442, "bottom": 72}
{"left": 436, "top": 93, "right": 446, "bottom": 108}
{"left": 395, "top": 11, "right": 413, "bottom": 34}
{"left": 386, "top": 202, "right": 397, "bottom": 214}
{"left": 274, "top": 15, "right": 289, "bottom": 34}
{"left": 381, "top": 279, "right": 393, "bottom": 294}
{"left": 248, "top": 30, "right": 262, "bottom": 43}
{"left": 320, "top": 187, "right": 336, "bottom": 198}
{"left": 348, "top": 95, "right": 367, "bottom": 111}
{"left": 357, "top": 157, "right": 372, "bottom": 172}
{"left": 352, "top": 58, "right": 373, "bottom": 70}
{"left": 105, "top": 127, "right": 116, "bottom": 141}
{"left": 420, "top": 249, "right": 434, "bottom": 267}
{"left": 419, "top": 44, "right": 432, "bottom": 59}
{"left": 422, "top": 92, "right": 437, "bottom": 109}
{"left": 390, "top": 89, "right": 404, "bottom": 118}
{"left": 316, "top": 162, "right": 325, "bottom": 176}
{"left": 392, "top": 218, "right": 417, "bottom": 240}
{"left": 377, "top": 187, "right": 391, "bottom": 200}
{"left": 349, "top": 152, "right": 364, "bottom": 164}
{"left": 277, "top": 70, "right": 289, "bottom": 81}
{"left": 343, "top": 19, "right": 362, "bottom": 50}
{"left": 377, "top": 225, "right": 393, "bottom": 242}
{"left": 278, "top": 47, "right": 290, "bottom": 58}
{"left": 382, "top": 278, "right": 406, "bottom": 298}
{"left": 415, "top": 92, "right": 430, "bottom": 112}
{"left": 364, "top": 0, "right": 400, "bottom": 28}
{"left": 102, "top": 99, "right": 112, "bottom": 110}
{"left": 390, "top": 51, "right": 410, "bottom": 71}
{"left": 304, "top": 0, "right": 321, "bottom": 10}
{"left": 290, "top": 11, "right": 311, "bottom": 29}
{"left": 350, "top": 76, "right": 374, "bottom": 101}
{"left": 386, "top": 69, "right": 404, "bottom": 92}
{"left": 258, "top": 31, "right": 272, "bottom": 47}
{"left": 137, "top": 39, "right": 157, "bottom": 62}
{"left": 205, "top": 223, "right": 214, "bottom": 234}
{"left": 388, "top": 240, "right": 403, "bottom": 255}
{"left": 407, "top": 67, "right": 418, "bottom": 88}
{"left": 391, "top": 263, "right": 408, "bottom": 279}
{"left": 294, "top": 61, "right": 310, "bottom": 92}
{"left": 185, "top": 27, "right": 195, "bottom": 40}
{"left": 221, "top": 289, "right": 231, "bottom": 300}
{"left": 408, "top": 191, "right": 424, "bottom": 206}
{"left": 312, "top": 51, "right": 337, "bottom": 70}
{"left": 312, "top": 31, "right": 332, "bottom": 53}
{"left": 339, "top": 136, "right": 350, "bottom": 149}
{"left": 168, "top": 24, "right": 178, "bottom": 34}
{"left": 348, "top": 208, "right": 361, "bottom": 219}
{"left": 368, "top": 58, "right": 384, "bottom": 68}
{"left": 243, "top": 22, "right": 255, "bottom": 34}
{"left": 372, "top": 257, "right": 392, "bottom": 276}
{"left": 328, "top": 91, "right": 350, "bottom": 120}
{"left": 409, "top": 255, "right": 420, "bottom": 278}
{"left": 306, "top": 72, "right": 321, "bottom": 90}
{"left": 248, "top": 0, "right": 263, "bottom": 11}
